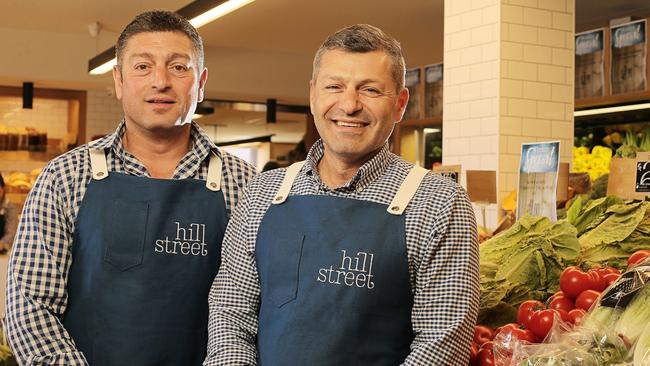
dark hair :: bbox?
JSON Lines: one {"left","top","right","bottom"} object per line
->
{"left": 262, "top": 161, "right": 281, "bottom": 172}
{"left": 313, "top": 24, "right": 406, "bottom": 90}
{"left": 116, "top": 10, "right": 204, "bottom": 70}
{"left": 0, "top": 173, "right": 4, "bottom": 187}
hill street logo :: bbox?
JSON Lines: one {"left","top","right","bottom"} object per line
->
{"left": 317, "top": 250, "right": 375, "bottom": 289}
{"left": 154, "top": 222, "right": 208, "bottom": 256}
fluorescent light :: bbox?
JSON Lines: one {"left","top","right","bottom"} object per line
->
{"left": 574, "top": 103, "right": 650, "bottom": 117}
{"left": 193, "top": 113, "right": 204, "bottom": 119}
{"left": 89, "top": 58, "right": 117, "bottom": 75}
{"left": 88, "top": 0, "right": 256, "bottom": 75}
{"left": 189, "top": 0, "right": 255, "bottom": 28}
{"left": 423, "top": 128, "right": 441, "bottom": 134}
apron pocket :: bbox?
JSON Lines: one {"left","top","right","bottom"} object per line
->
{"left": 267, "top": 232, "right": 304, "bottom": 308}
{"left": 104, "top": 200, "right": 149, "bottom": 271}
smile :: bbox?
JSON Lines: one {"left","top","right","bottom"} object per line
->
{"left": 146, "top": 99, "right": 175, "bottom": 104}
{"left": 334, "top": 120, "right": 368, "bottom": 128}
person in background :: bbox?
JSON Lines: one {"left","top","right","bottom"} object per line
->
{"left": 0, "top": 173, "right": 18, "bottom": 253}
{"left": 4, "top": 10, "right": 255, "bottom": 365}
{"left": 205, "top": 24, "right": 480, "bottom": 365}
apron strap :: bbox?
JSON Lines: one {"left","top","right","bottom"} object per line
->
{"left": 272, "top": 161, "right": 305, "bottom": 204}
{"left": 387, "top": 165, "right": 429, "bottom": 215}
{"left": 89, "top": 148, "right": 109, "bottom": 181}
{"left": 205, "top": 151, "right": 223, "bottom": 191}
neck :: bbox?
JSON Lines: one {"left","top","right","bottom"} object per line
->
{"left": 123, "top": 121, "right": 192, "bottom": 179}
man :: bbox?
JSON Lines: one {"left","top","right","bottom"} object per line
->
{"left": 5, "top": 11, "right": 255, "bottom": 365}
{"left": 0, "top": 173, "right": 19, "bottom": 252}
{"left": 205, "top": 24, "right": 479, "bottom": 365}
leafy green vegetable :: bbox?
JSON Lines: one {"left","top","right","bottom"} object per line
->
{"left": 479, "top": 216, "right": 580, "bottom": 315}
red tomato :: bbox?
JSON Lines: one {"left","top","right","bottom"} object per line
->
{"left": 496, "top": 324, "right": 536, "bottom": 343}
{"left": 575, "top": 290, "right": 600, "bottom": 311}
{"left": 548, "top": 294, "right": 574, "bottom": 312}
{"left": 568, "top": 308, "right": 586, "bottom": 325}
{"left": 548, "top": 291, "right": 566, "bottom": 301}
{"left": 529, "top": 309, "right": 558, "bottom": 340}
{"left": 560, "top": 267, "right": 594, "bottom": 299}
{"left": 602, "top": 266, "right": 621, "bottom": 275}
{"left": 602, "top": 273, "right": 620, "bottom": 288}
{"left": 476, "top": 348, "right": 495, "bottom": 366}
{"left": 516, "top": 300, "right": 545, "bottom": 328}
{"left": 588, "top": 270, "right": 607, "bottom": 292}
{"left": 628, "top": 250, "right": 650, "bottom": 268}
{"left": 554, "top": 308, "right": 571, "bottom": 323}
{"left": 474, "top": 325, "right": 494, "bottom": 346}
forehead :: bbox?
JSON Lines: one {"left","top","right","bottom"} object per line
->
{"left": 123, "top": 31, "right": 195, "bottom": 58}
{"left": 316, "top": 49, "right": 393, "bottom": 81}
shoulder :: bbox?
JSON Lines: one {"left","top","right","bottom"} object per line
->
{"left": 39, "top": 144, "right": 91, "bottom": 186}
{"left": 218, "top": 149, "right": 257, "bottom": 185}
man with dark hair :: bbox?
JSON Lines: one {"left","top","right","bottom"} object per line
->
{"left": 5, "top": 10, "right": 255, "bottom": 365}
{"left": 205, "top": 24, "right": 479, "bottom": 365}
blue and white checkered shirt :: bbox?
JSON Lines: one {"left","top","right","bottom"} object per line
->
{"left": 4, "top": 121, "right": 256, "bottom": 365}
{"left": 205, "top": 140, "right": 480, "bottom": 366}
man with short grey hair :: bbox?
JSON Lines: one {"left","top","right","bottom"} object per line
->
{"left": 205, "top": 24, "right": 479, "bottom": 365}
{"left": 5, "top": 10, "right": 255, "bottom": 365}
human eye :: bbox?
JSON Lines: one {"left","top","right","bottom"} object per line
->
{"left": 134, "top": 63, "right": 149, "bottom": 71}
{"left": 361, "top": 86, "right": 382, "bottom": 96}
{"left": 171, "top": 64, "right": 189, "bottom": 73}
{"left": 324, "top": 84, "right": 342, "bottom": 92}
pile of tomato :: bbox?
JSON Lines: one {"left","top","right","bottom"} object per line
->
{"left": 468, "top": 249, "right": 650, "bottom": 366}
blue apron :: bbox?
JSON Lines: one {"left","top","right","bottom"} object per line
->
{"left": 256, "top": 162, "right": 429, "bottom": 366}
{"left": 63, "top": 148, "right": 227, "bottom": 366}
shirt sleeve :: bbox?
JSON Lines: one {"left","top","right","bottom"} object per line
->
{"left": 4, "top": 163, "right": 88, "bottom": 365}
{"left": 204, "top": 178, "right": 261, "bottom": 366}
{"left": 403, "top": 186, "right": 480, "bottom": 365}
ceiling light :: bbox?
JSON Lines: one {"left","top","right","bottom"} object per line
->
{"left": 189, "top": 0, "right": 255, "bottom": 28}
{"left": 423, "top": 128, "right": 441, "bottom": 134}
{"left": 88, "top": 0, "right": 255, "bottom": 75}
{"left": 193, "top": 114, "right": 204, "bottom": 119}
{"left": 574, "top": 103, "right": 650, "bottom": 117}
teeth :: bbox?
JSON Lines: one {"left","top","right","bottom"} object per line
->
{"left": 336, "top": 121, "right": 364, "bottom": 127}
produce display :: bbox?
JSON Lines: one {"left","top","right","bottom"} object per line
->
{"left": 471, "top": 253, "right": 650, "bottom": 366}
{"left": 572, "top": 145, "right": 612, "bottom": 181}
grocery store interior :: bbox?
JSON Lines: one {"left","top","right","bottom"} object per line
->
{"left": 2, "top": 0, "right": 650, "bottom": 363}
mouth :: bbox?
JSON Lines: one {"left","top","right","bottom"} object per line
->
{"left": 145, "top": 98, "right": 175, "bottom": 105}
{"left": 332, "top": 119, "right": 369, "bottom": 128}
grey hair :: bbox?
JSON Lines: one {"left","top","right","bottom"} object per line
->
{"left": 312, "top": 24, "right": 406, "bottom": 90}
{"left": 116, "top": 10, "right": 204, "bottom": 70}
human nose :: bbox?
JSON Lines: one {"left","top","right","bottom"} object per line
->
{"left": 151, "top": 65, "right": 171, "bottom": 90}
{"left": 338, "top": 88, "right": 362, "bottom": 115}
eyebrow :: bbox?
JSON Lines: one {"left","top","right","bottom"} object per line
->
{"left": 321, "top": 75, "right": 382, "bottom": 85}
{"left": 129, "top": 52, "right": 191, "bottom": 63}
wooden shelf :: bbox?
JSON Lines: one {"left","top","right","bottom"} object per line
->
{"left": 400, "top": 116, "right": 442, "bottom": 128}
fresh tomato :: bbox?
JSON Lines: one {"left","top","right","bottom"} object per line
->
{"left": 602, "top": 273, "right": 621, "bottom": 288}
{"left": 588, "top": 270, "right": 607, "bottom": 292}
{"left": 516, "top": 300, "right": 545, "bottom": 328}
{"left": 554, "top": 308, "right": 571, "bottom": 323}
{"left": 568, "top": 308, "right": 586, "bottom": 325}
{"left": 560, "top": 266, "right": 596, "bottom": 299}
{"left": 547, "top": 294, "right": 574, "bottom": 312}
{"left": 627, "top": 250, "right": 650, "bottom": 268}
{"left": 474, "top": 325, "right": 494, "bottom": 346}
{"left": 548, "top": 291, "right": 566, "bottom": 301}
{"left": 529, "top": 309, "right": 559, "bottom": 340}
{"left": 496, "top": 323, "right": 536, "bottom": 343}
{"left": 476, "top": 348, "right": 495, "bottom": 366}
{"left": 575, "top": 289, "right": 600, "bottom": 311}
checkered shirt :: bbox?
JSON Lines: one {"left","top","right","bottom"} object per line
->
{"left": 4, "top": 121, "right": 256, "bottom": 365}
{"left": 204, "top": 140, "right": 480, "bottom": 366}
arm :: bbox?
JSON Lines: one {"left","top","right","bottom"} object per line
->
{"left": 403, "top": 187, "right": 480, "bottom": 365}
{"left": 204, "top": 180, "right": 261, "bottom": 366}
{"left": 4, "top": 163, "right": 88, "bottom": 365}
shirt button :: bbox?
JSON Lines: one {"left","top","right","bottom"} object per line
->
{"left": 355, "top": 186, "right": 363, "bottom": 193}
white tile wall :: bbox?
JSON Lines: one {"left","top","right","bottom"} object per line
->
{"left": 85, "top": 90, "right": 123, "bottom": 142}
{"left": 0, "top": 97, "right": 68, "bottom": 140}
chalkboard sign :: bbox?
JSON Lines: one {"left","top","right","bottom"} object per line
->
{"left": 636, "top": 152, "right": 650, "bottom": 193}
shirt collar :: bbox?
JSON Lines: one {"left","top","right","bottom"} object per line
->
{"left": 304, "top": 139, "right": 392, "bottom": 192}
{"left": 88, "top": 120, "right": 218, "bottom": 178}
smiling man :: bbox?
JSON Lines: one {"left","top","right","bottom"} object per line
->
{"left": 4, "top": 11, "right": 255, "bottom": 366}
{"left": 205, "top": 24, "right": 480, "bottom": 365}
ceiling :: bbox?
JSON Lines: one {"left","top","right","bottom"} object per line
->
{"left": 2, "top": 0, "right": 650, "bottom": 143}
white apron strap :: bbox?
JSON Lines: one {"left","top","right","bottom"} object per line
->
{"left": 206, "top": 151, "right": 223, "bottom": 191}
{"left": 272, "top": 161, "right": 306, "bottom": 204}
{"left": 89, "top": 148, "right": 109, "bottom": 181}
{"left": 387, "top": 165, "right": 429, "bottom": 215}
